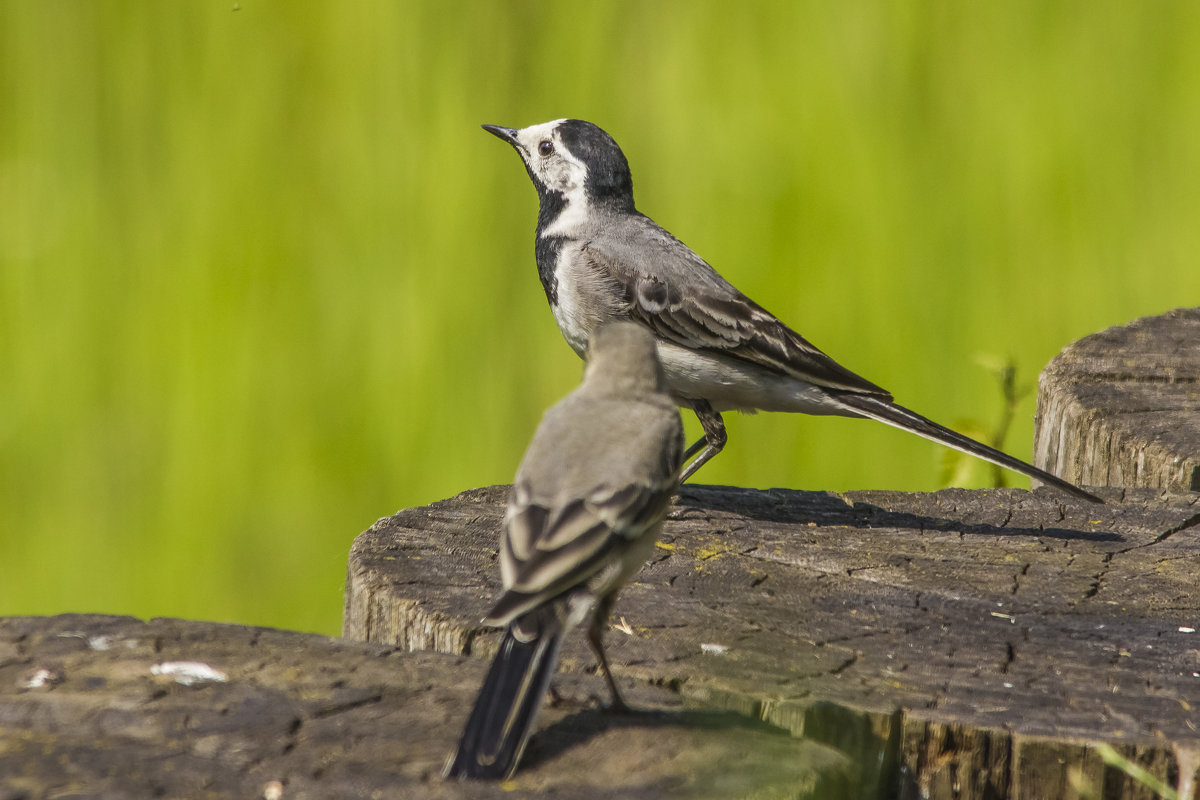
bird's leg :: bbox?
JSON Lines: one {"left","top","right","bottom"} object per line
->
{"left": 679, "top": 400, "right": 726, "bottom": 483}
{"left": 586, "top": 600, "right": 632, "bottom": 713}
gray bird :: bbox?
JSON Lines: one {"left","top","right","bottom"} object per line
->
{"left": 481, "top": 119, "right": 1101, "bottom": 504}
{"left": 444, "top": 321, "right": 684, "bottom": 781}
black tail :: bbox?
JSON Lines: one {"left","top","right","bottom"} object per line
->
{"left": 832, "top": 392, "right": 1103, "bottom": 504}
{"left": 444, "top": 609, "right": 566, "bottom": 780}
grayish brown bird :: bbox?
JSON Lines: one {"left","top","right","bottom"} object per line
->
{"left": 481, "top": 118, "right": 1101, "bottom": 503}
{"left": 444, "top": 321, "right": 685, "bottom": 781}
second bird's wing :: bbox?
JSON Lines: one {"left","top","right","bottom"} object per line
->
{"left": 486, "top": 474, "right": 676, "bottom": 627}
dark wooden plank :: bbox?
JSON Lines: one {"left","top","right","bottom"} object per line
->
{"left": 0, "top": 613, "right": 850, "bottom": 799}
{"left": 1035, "top": 307, "right": 1200, "bottom": 493}
{"left": 345, "top": 484, "right": 1200, "bottom": 799}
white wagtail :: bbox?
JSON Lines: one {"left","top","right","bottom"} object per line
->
{"left": 444, "top": 321, "right": 684, "bottom": 781}
{"left": 481, "top": 119, "right": 1101, "bottom": 504}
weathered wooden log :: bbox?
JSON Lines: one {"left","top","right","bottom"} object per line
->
{"left": 345, "top": 484, "right": 1200, "bottom": 800}
{"left": 1035, "top": 307, "right": 1200, "bottom": 493}
{"left": 0, "top": 613, "right": 852, "bottom": 798}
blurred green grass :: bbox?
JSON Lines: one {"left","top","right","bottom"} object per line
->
{"left": 2, "top": 2, "right": 1198, "bottom": 634}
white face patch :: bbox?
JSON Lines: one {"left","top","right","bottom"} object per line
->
{"left": 514, "top": 120, "right": 592, "bottom": 221}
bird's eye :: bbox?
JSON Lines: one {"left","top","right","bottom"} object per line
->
{"left": 538, "top": 140, "right": 554, "bottom": 156}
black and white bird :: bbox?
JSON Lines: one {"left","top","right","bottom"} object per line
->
{"left": 444, "top": 321, "right": 684, "bottom": 781}
{"left": 481, "top": 118, "right": 1101, "bottom": 504}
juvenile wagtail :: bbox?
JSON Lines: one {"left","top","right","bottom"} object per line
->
{"left": 444, "top": 321, "right": 685, "bottom": 780}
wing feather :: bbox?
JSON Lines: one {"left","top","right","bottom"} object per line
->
{"left": 486, "top": 475, "right": 676, "bottom": 626}
{"left": 581, "top": 217, "right": 891, "bottom": 397}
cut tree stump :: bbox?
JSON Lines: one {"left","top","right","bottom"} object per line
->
{"left": 346, "top": 484, "right": 1200, "bottom": 800}
{"left": 0, "top": 614, "right": 852, "bottom": 799}
{"left": 1036, "top": 307, "right": 1200, "bottom": 493}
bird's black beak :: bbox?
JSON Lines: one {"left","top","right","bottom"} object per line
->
{"left": 481, "top": 124, "right": 520, "bottom": 146}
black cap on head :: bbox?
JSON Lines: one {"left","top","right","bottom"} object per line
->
{"left": 558, "top": 120, "right": 634, "bottom": 207}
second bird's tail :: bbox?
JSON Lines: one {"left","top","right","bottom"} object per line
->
{"left": 443, "top": 608, "right": 566, "bottom": 780}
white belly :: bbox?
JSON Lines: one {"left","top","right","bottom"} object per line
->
{"left": 551, "top": 280, "right": 592, "bottom": 358}
{"left": 655, "top": 341, "right": 851, "bottom": 416}
{"left": 549, "top": 245, "right": 628, "bottom": 358}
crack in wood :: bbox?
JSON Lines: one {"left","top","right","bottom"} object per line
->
{"left": 827, "top": 654, "right": 858, "bottom": 676}
{"left": 1083, "top": 552, "right": 1115, "bottom": 599}
{"left": 1075, "top": 371, "right": 1198, "bottom": 385}
{"left": 1148, "top": 512, "right": 1200, "bottom": 546}
{"left": 812, "top": 623, "right": 926, "bottom": 648}
{"left": 1096, "top": 512, "right": 1200, "bottom": 568}
{"left": 1000, "top": 642, "right": 1016, "bottom": 674}
{"left": 1010, "top": 563, "right": 1031, "bottom": 596}
{"left": 311, "top": 693, "right": 385, "bottom": 719}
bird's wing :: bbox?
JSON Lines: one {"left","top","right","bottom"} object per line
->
{"left": 484, "top": 474, "right": 675, "bottom": 626}
{"left": 581, "top": 217, "right": 892, "bottom": 397}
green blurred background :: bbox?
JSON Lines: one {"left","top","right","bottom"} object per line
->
{"left": 2, "top": 2, "right": 1198, "bottom": 635}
